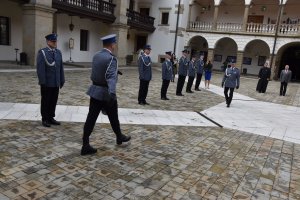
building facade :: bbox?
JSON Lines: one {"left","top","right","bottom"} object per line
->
{"left": 1, "top": 0, "right": 300, "bottom": 80}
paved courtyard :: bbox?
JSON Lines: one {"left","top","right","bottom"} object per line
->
{"left": 0, "top": 67, "right": 300, "bottom": 199}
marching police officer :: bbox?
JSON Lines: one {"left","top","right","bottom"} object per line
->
{"left": 36, "top": 33, "right": 65, "bottom": 127}
{"left": 186, "top": 55, "right": 196, "bottom": 93}
{"left": 221, "top": 62, "right": 240, "bottom": 107}
{"left": 161, "top": 51, "right": 173, "bottom": 100}
{"left": 138, "top": 45, "right": 152, "bottom": 105}
{"left": 176, "top": 49, "right": 189, "bottom": 96}
{"left": 81, "top": 34, "right": 131, "bottom": 156}
{"left": 195, "top": 55, "right": 204, "bottom": 91}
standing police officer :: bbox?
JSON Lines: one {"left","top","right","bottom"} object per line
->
{"left": 195, "top": 55, "right": 204, "bottom": 91}
{"left": 138, "top": 45, "right": 152, "bottom": 105}
{"left": 161, "top": 51, "right": 173, "bottom": 100}
{"left": 81, "top": 34, "right": 131, "bottom": 156}
{"left": 221, "top": 62, "right": 240, "bottom": 107}
{"left": 36, "top": 33, "right": 65, "bottom": 127}
{"left": 186, "top": 55, "right": 196, "bottom": 93}
{"left": 176, "top": 49, "right": 189, "bottom": 96}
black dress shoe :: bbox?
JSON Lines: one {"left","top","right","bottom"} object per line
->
{"left": 161, "top": 97, "right": 167, "bottom": 100}
{"left": 50, "top": 118, "right": 61, "bottom": 125}
{"left": 42, "top": 120, "right": 51, "bottom": 127}
{"left": 227, "top": 104, "right": 230, "bottom": 108}
{"left": 144, "top": 101, "right": 150, "bottom": 105}
{"left": 186, "top": 90, "right": 194, "bottom": 93}
{"left": 117, "top": 134, "right": 131, "bottom": 145}
{"left": 81, "top": 145, "right": 97, "bottom": 156}
{"left": 195, "top": 88, "right": 201, "bottom": 91}
{"left": 138, "top": 102, "right": 145, "bottom": 105}
{"left": 176, "top": 93, "right": 184, "bottom": 96}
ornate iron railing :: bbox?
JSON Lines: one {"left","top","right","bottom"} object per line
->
{"left": 52, "top": 0, "right": 116, "bottom": 23}
{"left": 127, "top": 9, "right": 155, "bottom": 32}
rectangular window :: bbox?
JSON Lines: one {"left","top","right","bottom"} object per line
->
{"left": 161, "top": 12, "right": 169, "bottom": 25}
{"left": 0, "top": 16, "right": 10, "bottom": 45}
{"left": 80, "top": 29, "right": 88, "bottom": 51}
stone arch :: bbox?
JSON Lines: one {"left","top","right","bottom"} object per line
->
{"left": 276, "top": 42, "right": 300, "bottom": 81}
{"left": 243, "top": 39, "right": 271, "bottom": 75}
{"left": 213, "top": 37, "right": 238, "bottom": 70}
{"left": 188, "top": 35, "right": 209, "bottom": 59}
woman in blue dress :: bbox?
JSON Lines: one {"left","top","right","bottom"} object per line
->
{"left": 204, "top": 60, "right": 213, "bottom": 89}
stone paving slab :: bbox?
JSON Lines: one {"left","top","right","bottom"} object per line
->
{"left": 0, "top": 102, "right": 216, "bottom": 127}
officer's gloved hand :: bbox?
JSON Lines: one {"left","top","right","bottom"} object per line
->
{"left": 117, "top": 70, "right": 123, "bottom": 75}
{"left": 108, "top": 93, "right": 117, "bottom": 107}
{"left": 236, "top": 86, "right": 239, "bottom": 89}
{"left": 221, "top": 83, "right": 224, "bottom": 88}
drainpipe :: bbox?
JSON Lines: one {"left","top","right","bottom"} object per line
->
{"left": 270, "top": 0, "right": 284, "bottom": 74}
{"left": 173, "top": 0, "right": 181, "bottom": 55}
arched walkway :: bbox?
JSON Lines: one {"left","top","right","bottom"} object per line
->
{"left": 188, "top": 36, "right": 209, "bottom": 59}
{"left": 243, "top": 39, "right": 270, "bottom": 75}
{"left": 277, "top": 42, "right": 300, "bottom": 82}
{"left": 213, "top": 37, "right": 238, "bottom": 70}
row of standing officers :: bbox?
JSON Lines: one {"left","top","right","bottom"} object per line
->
{"left": 38, "top": 33, "right": 292, "bottom": 156}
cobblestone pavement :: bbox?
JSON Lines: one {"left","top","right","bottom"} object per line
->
{"left": 0, "top": 69, "right": 225, "bottom": 112}
{"left": 1, "top": 68, "right": 300, "bottom": 199}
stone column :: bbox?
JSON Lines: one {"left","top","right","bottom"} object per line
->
{"left": 111, "top": 0, "right": 129, "bottom": 66}
{"left": 207, "top": 48, "right": 214, "bottom": 62}
{"left": 236, "top": 51, "right": 244, "bottom": 71}
{"left": 242, "top": 5, "right": 250, "bottom": 31}
{"left": 212, "top": 6, "right": 219, "bottom": 30}
{"left": 22, "top": 3, "right": 56, "bottom": 66}
{"left": 271, "top": 54, "right": 278, "bottom": 80}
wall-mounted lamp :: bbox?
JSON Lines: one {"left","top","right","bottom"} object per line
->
{"left": 261, "top": 6, "right": 266, "bottom": 12}
{"left": 202, "top": 6, "right": 206, "bottom": 11}
{"left": 69, "top": 16, "right": 74, "bottom": 32}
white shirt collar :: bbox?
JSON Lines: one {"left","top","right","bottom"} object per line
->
{"left": 103, "top": 48, "right": 112, "bottom": 54}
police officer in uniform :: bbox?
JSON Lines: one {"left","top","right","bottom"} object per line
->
{"left": 138, "top": 45, "right": 152, "bottom": 105}
{"left": 36, "top": 33, "right": 65, "bottom": 127}
{"left": 186, "top": 55, "right": 196, "bottom": 93}
{"left": 195, "top": 54, "right": 204, "bottom": 91}
{"left": 176, "top": 49, "right": 189, "bottom": 96}
{"left": 221, "top": 62, "right": 240, "bottom": 107}
{"left": 161, "top": 51, "right": 173, "bottom": 100}
{"left": 81, "top": 34, "right": 131, "bottom": 156}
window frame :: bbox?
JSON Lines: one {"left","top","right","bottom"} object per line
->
{"left": 0, "top": 16, "right": 10, "bottom": 46}
{"left": 80, "top": 29, "right": 89, "bottom": 51}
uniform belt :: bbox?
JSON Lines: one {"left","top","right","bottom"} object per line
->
{"left": 93, "top": 82, "right": 108, "bottom": 87}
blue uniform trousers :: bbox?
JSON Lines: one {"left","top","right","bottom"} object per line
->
{"left": 161, "top": 79, "right": 170, "bottom": 98}
{"left": 138, "top": 80, "right": 150, "bottom": 103}
{"left": 40, "top": 86, "right": 59, "bottom": 122}
{"left": 195, "top": 73, "right": 203, "bottom": 89}
{"left": 224, "top": 87, "right": 234, "bottom": 105}
{"left": 186, "top": 76, "right": 195, "bottom": 92}
{"left": 176, "top": 75, "right": 186, "bottom": 95}
{"left": 83, "top": 97, "right": 121, "bottom": 144}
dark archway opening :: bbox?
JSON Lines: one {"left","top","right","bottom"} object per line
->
{"left": 279, "top": 46, "right": 300, "bottom": 82}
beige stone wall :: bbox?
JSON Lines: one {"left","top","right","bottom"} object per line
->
{"left": 22, "top": 3, "right": 56, "bottom": 65}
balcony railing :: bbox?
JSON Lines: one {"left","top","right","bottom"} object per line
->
{"left": 188, "top": 21, "right": 300, "bottom": 36}
{"left": 127, "top": 9, "right": 155, "bottom": 32}
{"left": 52, "top": 0, "right": 116, "bottom": 23}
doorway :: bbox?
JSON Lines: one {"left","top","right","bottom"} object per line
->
{"left": 247, "top": 15, "right": 264, "bottom": 23}
{"left": 136, "top": 35, "right": 147, "bottom": 52}
{"left": 279, "top": 46, "right": 300, "bottom": 82}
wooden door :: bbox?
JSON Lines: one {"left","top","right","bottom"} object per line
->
{"left": 247, "top": 15, "right": 264, "bottom": 23}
